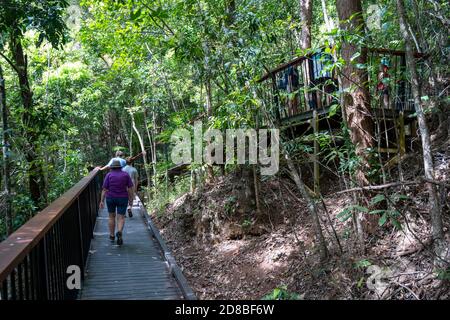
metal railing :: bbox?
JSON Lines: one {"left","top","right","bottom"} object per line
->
{"left": 0, "top": 169, "right": 101, "bottom": 300}
{"left": 257, "top": 47, "right": 422, "bottom": 125}
{"left": 137, "top": 198, "right": 197, "bottom": 300}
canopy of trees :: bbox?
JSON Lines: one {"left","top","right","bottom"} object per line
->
{"left": 0, "top": 0, "right": 448, "bottom": 299}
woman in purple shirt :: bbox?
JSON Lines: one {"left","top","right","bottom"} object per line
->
{"left": 99, "top": 160, "right": 134, "bottom": 245}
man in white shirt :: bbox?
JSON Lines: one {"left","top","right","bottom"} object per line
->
{"left": 98, "top": 150, "right": 126, "bottom": 171}
{"left": 122, "top": 157, "right": 138, "bottom": 217}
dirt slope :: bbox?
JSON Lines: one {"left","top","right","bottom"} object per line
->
{"left": 152, "top": 161, "right": 450, "bottom": 300}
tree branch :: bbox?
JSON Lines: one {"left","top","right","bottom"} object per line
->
{"left": 139, "top": 2, "right": 175, "bottom": 36}
{"left": 336, "top": 178, "right": 450, "bottom": 194}
{"left": 0, "top": 52, "right": 20, "bottom": 74}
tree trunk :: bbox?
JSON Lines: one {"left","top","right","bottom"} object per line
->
{"left": 396, "top": 0, "right": 445, "bottom": 265}
{"left": 252, "top": 165, "right": 260, "bottom": 213}
{"left": 299, "top": 0, "right": 313, "bottom": 102}
{"left": 299, "top": 0, "right": 320, "bottom": 194}
{"left": 287, "top": 157, "right": 328, "bottom": 261}
{"left": 253, "top": 115, "right": 261, "bottom": 212}
{"left": 336, "top": 0, "right": 373, "bottom": 185}
{"left": 10, "top": 35, "right": 45, "bottom": 207}
{"left": 205, "top": 79, "right": 214, "bottom": 184}
{"left": 336, "top": 0, "right": 374, "bottom": 248}
{"left": 143, "top": 108, "right": 158, "bottom": 196}
{"left": 299, "top": 0, "right": 313, "bottom": 49}
{"left": 0, "top": 65, "right": 13, "bottom": 235}
{"left": 152, "top": 110, "right": 158, "bottom": 191}
{"left": 120, "top": 116, "right": 130, "bottom": 154}
{"left": 226, "top": 0, "right": 236, "bottom": 25}
{"left": 131, "top": 112, "right": 152, "bottom": 201}
{"left": 129, "top": 121, "right": 133, "bottom": 156}
{"left": 320, "top": 0, "right": 334, "bottom": 31}
{"left": 280, "top": 0, "right": 327, "bottom": 261}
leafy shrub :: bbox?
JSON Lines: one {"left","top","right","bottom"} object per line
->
{"left": 338, "top": 193, "right": 409, "bottom": 229}
{"left": 11, "top": 194, "right": 36, "bottom": 231}
{"left": 353, "top": 259, "right": 372, "bottom": 269}
{"left": 147, "top": 173, "right": 191, "bottom": 215}
{"left": 224, "top": 195, "right": 237, "bottom": 215}
{"left": 436, "top": 268, "right": 450, "bottom": 281}
{"left": 241, "top": 218, "right": 252, "bottom": 229}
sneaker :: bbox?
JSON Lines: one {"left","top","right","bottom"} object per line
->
{"left": 116, "top": 231, "right": 123, "bottom": 245}
{"left": 128, "top": 208, "right": 133, "bottom": 218}
{"left": 109, "top": 235, "right": 115, "bottom": 242}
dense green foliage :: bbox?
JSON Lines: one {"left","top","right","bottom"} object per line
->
{"left": 0, "top": 0, "right": 448, "bottom": 243}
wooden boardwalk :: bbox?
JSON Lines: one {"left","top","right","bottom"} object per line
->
{"left": 80, "top": 199, "right": 188, "bottom": 300}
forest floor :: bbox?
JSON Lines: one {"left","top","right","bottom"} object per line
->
{"left": 152, "top": 148, "right": 450, "bottom": 300}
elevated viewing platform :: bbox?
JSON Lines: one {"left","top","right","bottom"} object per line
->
{"left": 257, "top": 47, "right": 421, "bottom": 155}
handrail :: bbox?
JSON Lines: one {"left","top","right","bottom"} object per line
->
{"left": 258, "top": 55, "right": 308, "bottom": 83}
{"left": 138, "top": 198, "right": 197, "bottom": 300}
{"left": 367, "top": 47, "right": 427, "bottom": 58}
{"left": 257, "top": 47, "right": 426, "bottom": 83}
{"left": 0, "top": 169, "right": 101, "bottom": 300}
{"left": 0, "top": 169, "right": 99, "bottom": 281}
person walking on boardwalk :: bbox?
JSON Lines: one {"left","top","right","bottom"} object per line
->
{"left": 122, "top": 157, "right": 139, "bottom": 218}
{"left": 98, "top": 150, "right": 126, "bottom": 171}
{"left": 99, "top": 159, "right": 134, "bottom": 245}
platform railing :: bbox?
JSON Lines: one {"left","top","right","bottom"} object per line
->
{"left": 0, "top": 169, "right": 101, "bottom": 300}
{"left": 137, "top": 198, "right": 197, "bottom": 300}
{"left": 257, "top": 47, "right": 421, "bottom": 125}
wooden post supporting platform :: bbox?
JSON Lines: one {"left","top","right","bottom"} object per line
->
{"left": 398, "top": 111, "right": 406, "bottom": 156}
{"left": 382, "top": 111, "right": 407, "bottom": 170}
{"left": 313, "top": 109, "right": 320, "bottom": 194}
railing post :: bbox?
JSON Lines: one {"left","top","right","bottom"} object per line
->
{"left": 23, "top": 258, "right": 29, "bottom": 300}
{"left": 17, "top": 263, "right": 23, "bottom": 299}
{"left": 92, "top": 181, "right": 97, "bottom": 226}
{"left": 37, "top": 239, "right": 49, "bottom": 300}
{"left": 88, "top": 185, "right": 94, "bottom": 240}
{"left": 1, "top": 279, "right": 8, "bottom": 300}
{"left": 87, "top": 182, "right": 95, "bottom": 238}
{"left": 398, "top": 111, "right": 406, "bottom": 156}
{"left": 76, "top": 197, "right": 85, "bottom": 279}
{"left": 312, "top": 109, "right": 320, "bottom": 194}
{"left": 30, "top": 249, "right": 38, "bottom": 299}
{"left": 92, "top": 173, "right": 101, "bottom": 223}
{"left": 10, "top": 270, "right": 16, "bottom": 300}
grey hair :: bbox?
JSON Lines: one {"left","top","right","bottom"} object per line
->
{"left": 115, "top": 150, "right": 124, "bottom": 157}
